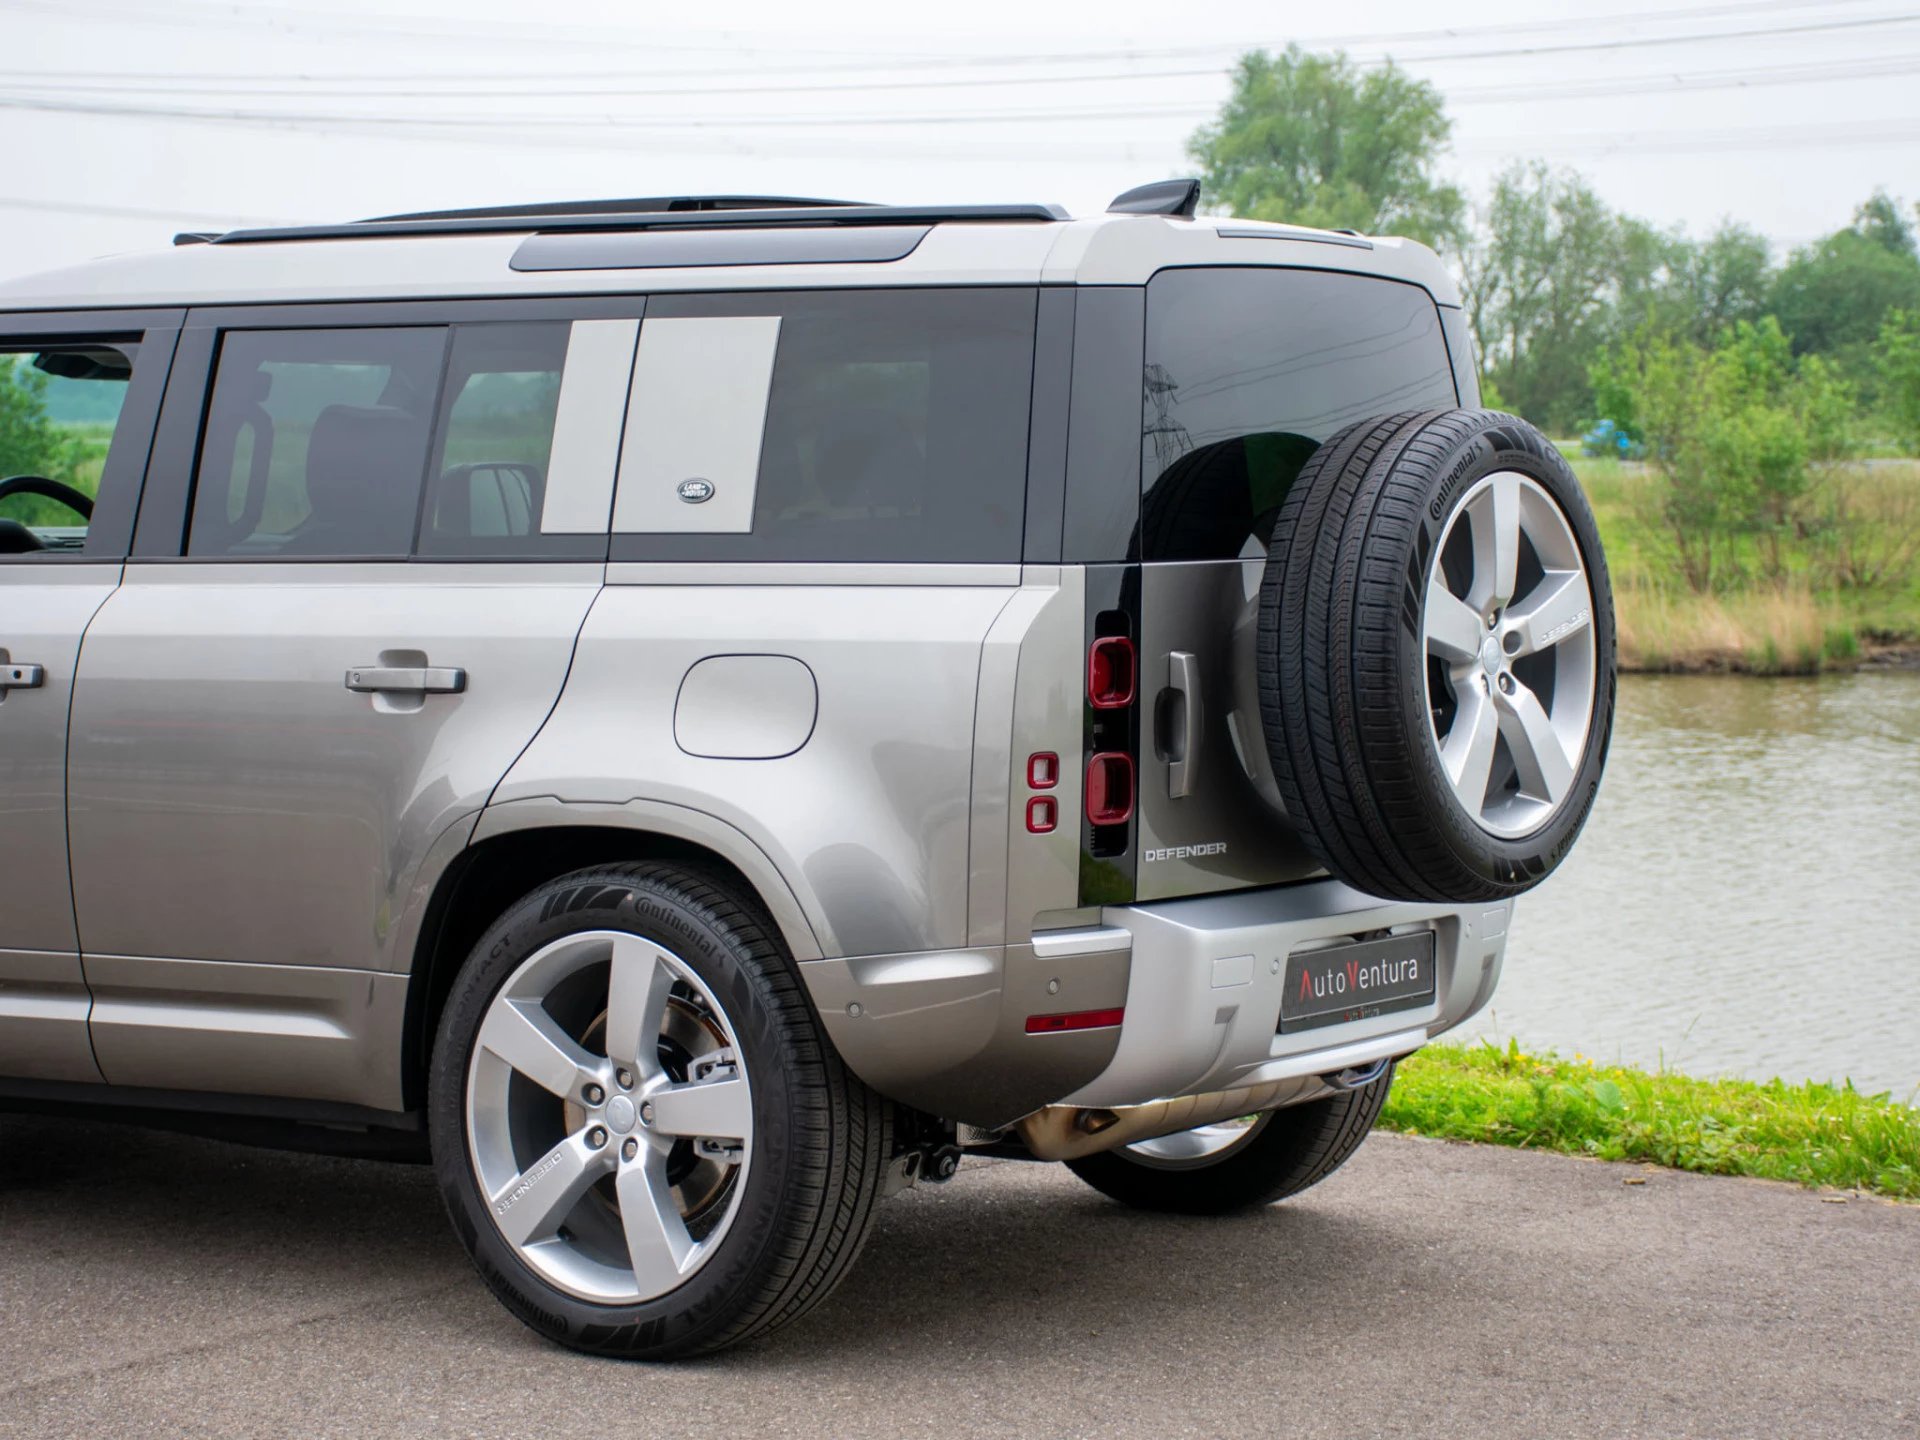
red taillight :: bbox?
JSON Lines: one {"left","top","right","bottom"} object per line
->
{"left": 1025, "top": 1007, "right": 1125, "bottom": 1034}
{"left": 1087, "top": 636, "right": 1136, "bottom": 710}
{"left": 1027, "top": 752, "right": 1058, "bottom": 789}
{"left": 1026, "top": 796, "right": 1057, "bottom": 833}
{"left": 1084, "top": 751, "right": 1134, "bottom": 826}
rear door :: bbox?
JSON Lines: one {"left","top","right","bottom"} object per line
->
{"left": 0, "top": 310, "right": 176, "bottom": 1082}
{"left": 64, "top": 300, "right": 637, "bottom": 1104}
{"left": 1132, "top": 266, "right": 1461, "bottom": 901}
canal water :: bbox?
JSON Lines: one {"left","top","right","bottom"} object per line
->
{"left": 1456, "top": 671, "right": 1920, "bottom": 1101}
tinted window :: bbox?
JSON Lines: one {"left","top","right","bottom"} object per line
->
{"left": 0, "top": 345, "right": 133, "bottom": 557}
{"left": 614, "top": 288, "right": 1036, "bottom": 563}
{"left": 188, "top": 328, "right": 444, "bottom": 557}
{"left": 1140, "top": 268, "right": 1456, "bottom": 561}
{"left": 419, "top": 321, "right": 568, "bottom": 555}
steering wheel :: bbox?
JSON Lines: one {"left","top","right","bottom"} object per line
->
{"left": 0, "top": 474, "right": 94, "bottom": 520}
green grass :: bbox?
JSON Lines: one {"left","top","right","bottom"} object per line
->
{"left": 1564, "top": 452, "right": 1920, "bottom": 672}
{"left": 1382, "top": 1040, "right": 1920, "bottom": 1200}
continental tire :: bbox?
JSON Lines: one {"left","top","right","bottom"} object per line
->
{"left": 1258, "top": 409, "right": 1616, "bottom": 902}
{"left": 428, "top": 861, "right": 892, "bottom": 1359}
{"left": 1064, "top": 1067, "right": 1395, "bottom": 1215}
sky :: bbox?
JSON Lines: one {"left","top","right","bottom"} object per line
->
{"left": 2, "top": 0, "right": 1917, "bottom": 283}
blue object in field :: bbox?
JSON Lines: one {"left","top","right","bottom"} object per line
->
{"left": 1581, "top": 418, "right": 1641, "bottom": 459}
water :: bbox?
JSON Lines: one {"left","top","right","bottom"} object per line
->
{"left": 1458, "top": 671, "right": 1920, "bottom": 1102}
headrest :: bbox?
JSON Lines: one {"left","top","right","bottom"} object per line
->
{"left": 303, "top": 404, "right": 425, "bottom": 529}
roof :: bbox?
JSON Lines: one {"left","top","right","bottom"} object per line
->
{"left": 0, "top": 203, "right": 1461, "bottom": 312}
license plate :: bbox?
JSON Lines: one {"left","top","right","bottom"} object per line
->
{"left": 1279, "top": 931, "right": 1436, "bottom": 1034}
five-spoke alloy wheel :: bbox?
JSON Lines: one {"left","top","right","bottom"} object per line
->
{"left": 465, "top": 929, "right": 754, "bottom": 1305}
{"left": 430, "top": 862, "right": 893, "bottom": 1359}
{"left": 1260, "top": 408, "right": 1615, "bottom": 901}
{"left": 1422, "top": 470, "right": 1598, "bottom": 839}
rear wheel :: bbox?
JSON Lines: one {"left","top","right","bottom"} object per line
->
{"left": 1063, "top": 1067, "right": 1394, "bottom": 1215}
{"left": 429, "top": 861, "right": 891, "bottom": 1359}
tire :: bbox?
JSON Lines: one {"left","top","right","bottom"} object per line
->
{"left": 1064, "top": 1067, "right": 1395, "bottom": 1215}
{"left": 1258, "top": 409, "right": 1616, "bottom": 902}
{"left": 428, "top": 861, "right": 892, "bottom": 1359}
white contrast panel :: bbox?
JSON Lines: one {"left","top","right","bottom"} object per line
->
{"left": 539, "top": 318, "right": 639, "bottom": 534}
{"left": 613, "top": 315, "right": 780, "bottom": 535}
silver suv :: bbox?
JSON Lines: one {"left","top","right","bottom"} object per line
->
{"left": 0, "top": 183, "right": 1614, "bottom": 1358}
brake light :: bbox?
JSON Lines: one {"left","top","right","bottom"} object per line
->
{"left": 1025, "top": 1007, "right": 1125, "bottom": 1034}
{"left": 1087, "top": 636, "right": 1136, "bottom": 709}
{"left": 1084, "top": 751, "right": 1134, "bottom": 826}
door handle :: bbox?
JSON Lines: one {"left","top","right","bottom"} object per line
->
{"left": 0, "top": 662, "right": 45, "bottom": 693}
{"left": 345, "top": 665, "right": 466, "bottom": 695}
{"left": 1163, "top": 650, "right": 1201, "bottom": 799}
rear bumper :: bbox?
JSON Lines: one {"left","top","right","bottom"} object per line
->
{"left": 801, "top": 878, "right": 1512, "bottom": 1129}
{"left": 1065, "top": 882, "right": 1512, "bottom": 1108}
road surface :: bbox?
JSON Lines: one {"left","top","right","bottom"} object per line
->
{"left": 1, "top": 1117, "right": 1913, "bottom": 1438}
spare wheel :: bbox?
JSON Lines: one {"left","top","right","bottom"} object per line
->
{"left": 1257, "top": 409, "right": 1616, "bottom": 902}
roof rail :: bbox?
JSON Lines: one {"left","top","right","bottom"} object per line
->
{"left": 203, "top": 200, "right": 1070, "bottom": 247}
{"left": 367, "top": 195, "right": 867, "bottom": 223}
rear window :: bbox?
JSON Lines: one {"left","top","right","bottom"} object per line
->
{"left": 611, "top": 288, "right": 1037, "bottom": 564}
{"left": 1140, "top": 268, "right": 1457, "bottom": 562}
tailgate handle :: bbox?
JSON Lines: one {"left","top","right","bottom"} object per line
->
{"left": 1162, "top": 650, "right": 1201, "bottom": 799}
{"left": 345, "top": 665, "right": 466, "bottom": 695}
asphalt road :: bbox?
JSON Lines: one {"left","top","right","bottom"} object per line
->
{"left": 1, "top": 1117, "right": 1914, "bottom": 1440}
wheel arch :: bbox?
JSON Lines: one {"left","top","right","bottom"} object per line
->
{"left": 400, "top": 797, "right": 824, "bottom": 1111}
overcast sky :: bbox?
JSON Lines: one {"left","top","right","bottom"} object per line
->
{"left": 2, "top": 0, "right": 1916, "bottom": 282}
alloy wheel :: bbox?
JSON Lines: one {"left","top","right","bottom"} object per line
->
{"left": 1422, "top": 470, "right": 1598, "bottom": 839}
{"left": 464, "top": 929, "right": 753, "bottom": 1305}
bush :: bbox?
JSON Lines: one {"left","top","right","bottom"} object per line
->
{"left": 1591, "top": 318, "right": 1852, "bottom": 590}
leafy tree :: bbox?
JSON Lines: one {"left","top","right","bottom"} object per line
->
{"left": 1458, "top": 162, "right": 1670, "bottom": 432}
{"left": 1188, "top": 46, "right": 1464, "bottom": 249}
{"left": 1593, "top": 317, "right": 1851, "bottom": 589}
{"left": 1, "top": 358, "right": 87, "bottom": 487}
{"left": 1878, "top": 309, "right": 1920, "bottom": 454}
{"left": 1770, "top": 195, "right": 1920, "bottom": 358}
{"left": 1663, "top": 223, "right": 1774, "bottom": 343}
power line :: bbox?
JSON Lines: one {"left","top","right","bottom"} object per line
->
{"left": 8, "top": 50, "right": 1916, "bottom": 126}
{"left": 0, "top": 0, "right": 1882, "bottom": 64}
{"left": 0, "top": 0, "right": 1889, "bottom": 86}
{"left": 3, "top": 11, "right": 1917, "bottom": 111}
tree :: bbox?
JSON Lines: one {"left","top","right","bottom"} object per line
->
{"left": 1770, "top": 194, "right": 1920, "bottom": 358}
{"left": 1878, "top": 309, "right": 1920, "bottom": 455}
{"left": 1188, "top": 47, "right": 1464, "bottom": 249}
{"left": 0, "top": 358, "right": 87, "bottom": 503}
{"left": 1593, "top": 317, "right": 1852, "bottom": 590}
{"left": 1457, "top": 162, "right": 1670, "bottom": 432}
{"left": 1663, "top": 223, "right": 1774, "bottom": 343}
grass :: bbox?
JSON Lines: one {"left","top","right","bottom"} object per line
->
{"left": 1568, "top": 452, "right": 1920, "bottom": 673}
{"left": 1382, "top": 1041, "right": 1920, "bottom": 1200}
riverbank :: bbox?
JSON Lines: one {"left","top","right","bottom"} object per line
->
{"left": 1383, "top": 1042, "right": 1920, "bottom": 1200}
{"left": 1572, "top": 454, "right": 1920, "bottom": 674}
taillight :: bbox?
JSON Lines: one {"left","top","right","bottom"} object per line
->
{"left": 1087, "top": 636, "right": 1136, "bottom": 709}
{"left": 1027, "top": 752, "right": 1058, "bottom": 789}
{"left": 1026, "top": 796, "right": 1058, "bottom": 833}
{"left": 1084, "top": 751, "right": 1134, "bottom": 826}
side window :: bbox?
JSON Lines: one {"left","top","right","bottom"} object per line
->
{"left": 187, "top": 328, "right": 445, "bottom": 557}
{"left": 1140, "top": 268, "right": 1458, "bottom": 562}
{"left": 0, "top": 342, "right": 136, "bottom": 557}
{"left": 419, "top": 321, "right": 570, "bottom": 555}
{"left": 612, "top": 288, "right": 1037, "bottom": 564}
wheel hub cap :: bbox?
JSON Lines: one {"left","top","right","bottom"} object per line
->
{"left": 604, "top": 1094, "right": 637, "bottom": 1134}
